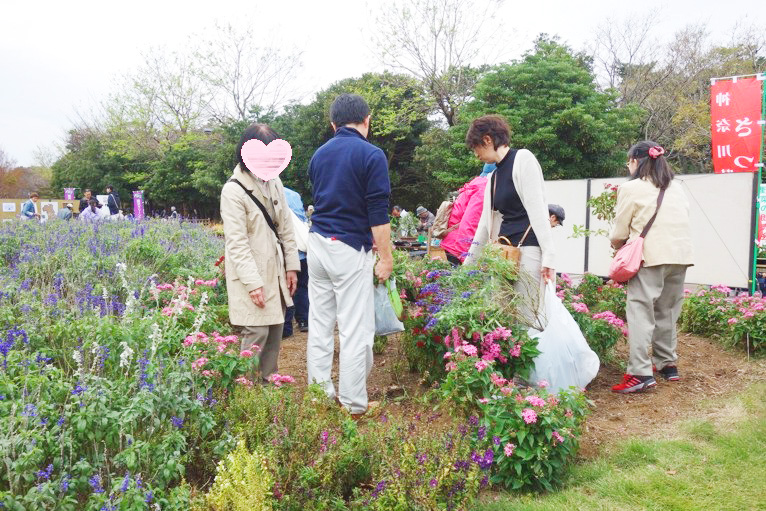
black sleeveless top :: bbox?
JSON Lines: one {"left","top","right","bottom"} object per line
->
{"left": 492, "top": 149, "right": 539, "bottom": 247}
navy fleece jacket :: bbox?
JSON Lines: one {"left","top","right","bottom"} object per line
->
{"left": 308, "top": 127, "right": 391, "bottom": 251}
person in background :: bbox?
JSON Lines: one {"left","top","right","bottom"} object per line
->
{"left": 548, "top": 204, "right": 565, "bottom": 227}
{"left": 220, "top": 123, "right": 300, "bottom": 383}
{"left": 415, "top": 206, "right": 435, "bottom": 233}
{"left": 609, "top": 141, "right": 693, "bottom": 394}
{"left": 105, "top": 186, "right": 121, "bottom": 218}
{"left": 79, "top": 189, "right": 93, "bottom": 213}
{"left": 79, "top": 198, "right": 102, "bottom": 224}
{"left": 307, "top": 93, "right": 392, "bottom": 419}
{"left": 57, "top": 203, "right": 74, "bottom": 221}
{"left": 97, "top": 201, "right": 111, "bottom": 220}
{"left": 169, "top": 206, "right": 179, "bottom": 220}
{"left": 283, "top": 186, "right": 310, "bottom": 338}
{"left": 20, "top": 192, "right": 40, "bottom": 221}
{"left": 441, "top": 176, "right": 488, "bottom": 265}
{"left": 479, "top": 163, "right": 496, "bottom": 177}
{"left": 758, "top": 272, "right": 766, "bottom": 295}
{"left": 391, "top": 205, "right": 409, "bottom": 218}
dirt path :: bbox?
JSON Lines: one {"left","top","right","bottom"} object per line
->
{"left": 276, "top": 330, "right": 766, "bottom": 458}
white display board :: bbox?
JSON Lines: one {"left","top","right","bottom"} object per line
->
{"left": 544, "top": 173, "right": 757, "bottom": 289}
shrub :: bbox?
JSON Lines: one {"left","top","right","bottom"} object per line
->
{"left": 556, "top": 273, "right": 626, "bottom": 364}
{"left": 224, "top": 384, "right": 376, "bottom": 510}
{"left": 680, "top": 286, "right": 766, "bottom": 355}
{"left": 437, "top": 354, "right": 590, "bottom": 491}
{"left": 351, "top": 414, "right": 485, "bottom": 510}
{"left": 396, "top": 249, "right": 540, "bottom": 384}
{"left": 206, "top": 440, "right": 274, "bottom": 511}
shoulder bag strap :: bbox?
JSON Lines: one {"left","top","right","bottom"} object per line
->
{"left": 639, "top": 188, "right": 666, "bottom": 239}
{"left": 228, "top": 178, "right": 279, "bottom": 240}
{"left": 517, "top": 225, "right": 532, "bottom": 247}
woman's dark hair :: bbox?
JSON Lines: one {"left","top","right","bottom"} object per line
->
{"left": 330, "top": 94, "right": 371, "bottom": 127}
{"left": 465, "top": 115, "right": 511, "bottom": 149}
{"left": 236, "top": 123, "right": 281, "bottom": 171}
{"left": 628, "top": 140, "right": 674, "bottom": 189}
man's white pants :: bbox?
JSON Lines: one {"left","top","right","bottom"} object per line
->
{"left": 307, "top": 232, "right": 375, "bottom": 414}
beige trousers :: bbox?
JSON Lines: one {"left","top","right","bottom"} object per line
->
{"left": 626, "top": 264, "right": 687, "bottom": 376}
{"left": 514, "top": 246, "right": 546, "bottom": 330}
{"left": 306, "top": 232, "right": 375, "bottom": 415}
{"left": 240, "top": 324, "right": 283, "bottom": 382}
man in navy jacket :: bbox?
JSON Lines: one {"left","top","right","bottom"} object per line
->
{"left": 306, "top": 93, "right": 393, "bottom": 418}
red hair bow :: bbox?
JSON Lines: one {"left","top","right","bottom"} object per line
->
{"left": 648, "top": 146, "right": 665, "bottom": 159}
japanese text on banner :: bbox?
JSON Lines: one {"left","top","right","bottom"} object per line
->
{"left": 710, "top": 76, "right": 764, "bottom": 174}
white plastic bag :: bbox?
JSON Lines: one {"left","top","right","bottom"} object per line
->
{"left": 290, "top": 210, "right": 309, "bottom": 253}
{"left": 527, "top": 282, "right": 600, "bottom": 393}
{"left": 374, "top": 283, "right": 404, "bottom": 336}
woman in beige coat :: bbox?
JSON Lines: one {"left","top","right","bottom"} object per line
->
{"left": 609, "top": 141, "right": 693, "bottom": 394}
{"left": 220, "top": 124, "right": 300, "bottom": 382}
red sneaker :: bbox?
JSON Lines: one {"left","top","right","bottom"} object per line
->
{"left": 611, "top": 374, "right": 657, "bottom": 394}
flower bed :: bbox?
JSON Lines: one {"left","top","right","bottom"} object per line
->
{"left": 680, "top": 285, "right": 766, "bottom": 354}
{"left": 393, "top": 248, "right": 591, "bottom": 491}
{"left": 0, "top": 221, "right": 525, "bottom": 510}
{"left": 555, "top": 273, "right": 627, "bottom": 364}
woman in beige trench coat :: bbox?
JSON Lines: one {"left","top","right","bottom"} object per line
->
{"left": 220, "top": 123, "right": 300, "bottom": 382}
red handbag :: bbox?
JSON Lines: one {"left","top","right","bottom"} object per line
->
{"left": 609, "top": 188, "right": 665, "bottom": 283}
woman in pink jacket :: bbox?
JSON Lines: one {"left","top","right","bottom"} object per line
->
{"left": 441, "top": 175, "right": 488, "bottom": 264}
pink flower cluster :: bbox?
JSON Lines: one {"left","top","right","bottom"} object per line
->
{"left": 698, "top": 286, "right": 766, "bottom": 326}
{"left": 571, "top": 302, "right": 590, "bottom": 314}
{"left": 268, "top": 373, "right": 296, "bottom": 387}
{"left": 591, "top": 310, "right": 629, "bottom": 336}
{"left": 234, "top": 376, "right": 254, "bottom": 387}
{"left": 194, "top": 278, "right": 219, "bottom": 287}
{"left": 156, "top": 282, "right": 196, "bottom": 317}
{"left": 524, "top": 395, "right": 546, "bottom": 408}
{"left": 504, "top": 442, "right": 515, "bottom": 456}
{"left": 191, "top": 357, "right": 208, "bottom": 370}
{"left": 552, "top": 431, "right": 565, "bottom": 445}
{"left": 521, "top": 408, "right": 538, "bottom": 424}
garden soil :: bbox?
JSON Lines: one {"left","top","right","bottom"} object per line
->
{"left": 276, "top": 330, "right": 766, "bottom": 458}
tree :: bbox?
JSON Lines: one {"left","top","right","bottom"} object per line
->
{"left": 272, "top": 72, "right": 442, "bottom": 210}
{"left": 196, "top": 22, "right": 303, "bottom": 123}
{"left": 371, "top": 0, "right": 503, "bottom": 126}
{"left": 416, "top": 36, "right": 643, "bottom": 188}
{"left": 591, "top": 19, "right": 766, "bottom": 173}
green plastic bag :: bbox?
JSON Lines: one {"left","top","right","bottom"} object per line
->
{"left": 385, "top": 278, "right": 404, "bottom": 320}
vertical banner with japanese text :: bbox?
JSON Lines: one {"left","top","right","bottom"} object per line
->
{"left": 710, "top": 76, "right": 764, "bottom": 173}
{"left": 132, "top": 191, "right": 145, "bottom": 220}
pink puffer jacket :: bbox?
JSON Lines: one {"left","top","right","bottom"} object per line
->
{"left": 440, "top": 176, "right": 488, "bottom": 261}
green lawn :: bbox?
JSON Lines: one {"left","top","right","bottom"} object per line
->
{"left": 478, "top": 384, "right": 766, "bottom": 511}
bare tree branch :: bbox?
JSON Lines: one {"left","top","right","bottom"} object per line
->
{"left": 371, "top": 0, "right": 505, "bottom": 125}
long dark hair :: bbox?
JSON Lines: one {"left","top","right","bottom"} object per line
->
{"left": 236, "top": 123, "right": 281, "bottom": 171}
{"left": 628, "top": 140, "right": 674, "bottom": 189}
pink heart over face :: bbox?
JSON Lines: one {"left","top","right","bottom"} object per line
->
{"left": 241, "top": 139, "right": 292, "bottom": 181}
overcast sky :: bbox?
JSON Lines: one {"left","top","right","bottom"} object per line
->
{"left": 0, "top": 0, "right": 761, "bottom": 166}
